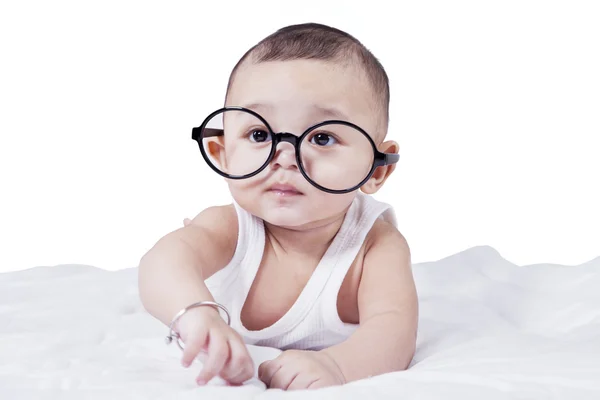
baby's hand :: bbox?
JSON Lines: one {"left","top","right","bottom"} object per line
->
{"left": 177, "top": 307, "right": 254, "bottom": 386}
{"left": 258, "top": 350, "right": 346, "bottom": 390}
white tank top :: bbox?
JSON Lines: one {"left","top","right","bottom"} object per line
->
{"left": 204, "top": 192, "right": 397, "bottom": 351}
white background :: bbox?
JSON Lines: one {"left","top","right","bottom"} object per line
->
{"left": 1, "top": 0, "right": 598, "bottom": 273}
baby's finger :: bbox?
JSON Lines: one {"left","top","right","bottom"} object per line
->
{"left": 307, "top": 379, "right": 329, "bottom": 390}
{"left": 269, "top": 364, "right": 297, "bottom": 390}
{"left": 183, "top": 218, "right": 192, "bottom": 226}
{"left": 196, "top": 329, "right": 230, "bottom": 385}
{"left": 221, "top": 338, "right": 254, "bottom": 384}
{"left": 287, "top": 373, "right": 318, "bottom": 391}
{"left": 180, "top": 326, "right": 209, "bottom": 368}
{"left": 258, "top": 360, "right": 282, "bottom": 387}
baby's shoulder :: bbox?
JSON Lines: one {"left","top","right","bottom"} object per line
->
{"left": 363, "top": 216, "right": 409, "bottom": 258}
{"left": 187, "top": 203, "right": 239, "bottom": 253}
{"left": 185, "top": 203, "right": 239, "bottom": 278}
{"left": 189, "top": 203, "right": 238, "bottom": 234}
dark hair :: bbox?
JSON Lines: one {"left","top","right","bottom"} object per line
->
{"left": 225, "top": 23, "right": 390, "bottom": 132}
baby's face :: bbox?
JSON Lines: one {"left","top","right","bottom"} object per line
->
{"left": 222, "top": 59, "right": 383, "bottom": 229}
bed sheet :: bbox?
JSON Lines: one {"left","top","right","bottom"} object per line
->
{"left": 1, "top": 246, "right": 599, "bottom": 399}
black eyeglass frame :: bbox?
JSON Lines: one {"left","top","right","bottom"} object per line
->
{"left": 191, "top": 106, "right": 399, "bottom": 194}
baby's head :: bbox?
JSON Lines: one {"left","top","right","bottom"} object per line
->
{"left": 195, "top": 23, "right": 399, "bottom": 230}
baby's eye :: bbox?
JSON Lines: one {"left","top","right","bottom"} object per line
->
{"left": 310, "top": 133, "right": 337, "bottom": 146}
{"left": 249, "top": 129, "right": 271, "bottom": 143}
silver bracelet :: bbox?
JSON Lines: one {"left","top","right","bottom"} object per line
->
{"left": 165, "top": 301, "right": 231, "bottom": 351}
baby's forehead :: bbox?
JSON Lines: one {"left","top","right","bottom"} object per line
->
{"left": 226, "top": 60, "right": 385, "bottom": 139}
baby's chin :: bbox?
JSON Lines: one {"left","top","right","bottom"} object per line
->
{"left": 243, "top": 199, "right": 327, "bottom": 229}
{"left": 255, "top": 207, "right": 315, "bottom": 230}
{"left": 253, "top": 199, "right": 356, "bottom": 231}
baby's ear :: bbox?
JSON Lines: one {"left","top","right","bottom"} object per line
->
{"left": 361, "top": 140, "right": 399, "bottom": 194}
{"left": 206, "top": 136, "right": 227, "bottom": 171}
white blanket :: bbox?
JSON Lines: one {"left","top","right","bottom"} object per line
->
{"left": 1, "top": 246, "right": 599, "bottom": 399}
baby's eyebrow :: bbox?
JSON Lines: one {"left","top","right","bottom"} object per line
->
{"left": 240, "top": 102, "right": 272, "bottom": 114}
{"left": 310, "top": 105, "right": 349, "bottom": 121}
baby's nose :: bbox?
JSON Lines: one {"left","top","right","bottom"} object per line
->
{"left": 271, "top": 141, "right": 298, "bottom": 170}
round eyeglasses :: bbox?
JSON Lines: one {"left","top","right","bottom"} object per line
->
{"left": 191, "top": 107, "right": 399, "bottom": 194}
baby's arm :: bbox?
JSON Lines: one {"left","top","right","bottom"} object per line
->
{"left": 138, "top": 205, "right": 237, "bottom": 327}
{"left": 138, "top": 205, "right": 254, "bottom": 384}
{"left": 321, "top": 221, "right": 418, "bottom": 382}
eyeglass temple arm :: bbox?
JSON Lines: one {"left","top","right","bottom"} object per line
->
{"left": 384, "top": 153, "right": 400, "bottom": 165}
{"left": 192, "top": 127, "right": 224, "bottom": 139}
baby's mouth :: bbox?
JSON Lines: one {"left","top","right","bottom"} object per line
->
{"left": 267, "top": 183, "right": 304, "bottom": 196}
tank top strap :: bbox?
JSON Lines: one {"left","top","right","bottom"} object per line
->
{"left": 320, "top": 192, "right": 397, "bottom": 333}
{"left": 228, "top": 201, "right": 266, "bottom": 322}
{"left": 203, "top": 201, "right": 265, "bottom": 301}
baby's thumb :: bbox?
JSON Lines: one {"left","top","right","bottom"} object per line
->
{"left": 183, "top": 218, "right": 192, "bottom": 227}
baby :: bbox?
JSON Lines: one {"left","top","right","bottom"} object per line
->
{"left": 138, "top": 22, "right": 418, "bottom": 391}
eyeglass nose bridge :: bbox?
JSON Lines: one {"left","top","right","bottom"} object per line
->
{"left": 269, "top": 132, "right": 301, "bottom": 166}
{"left": 273, "top": 132, "right": 300, "bottom": 147}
